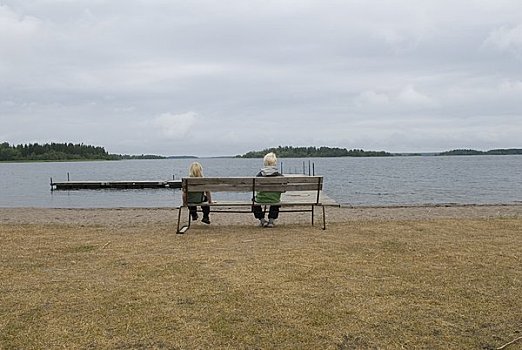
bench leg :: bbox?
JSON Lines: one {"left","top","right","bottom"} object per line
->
{"left": 176, "top": 206, "right": 183, "bottom": 234}
{"left": 176, "top": 206, "right": 192, "bottom": 234}
{"left": 322, "top": 205, "right": 326, "bottom": 230}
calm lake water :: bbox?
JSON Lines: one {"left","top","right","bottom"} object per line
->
{"left": 0, "top": 156, "right": 521, "bottom": 208}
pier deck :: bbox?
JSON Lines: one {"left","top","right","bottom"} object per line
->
{"left": 51, "top": 180, "right": 181, "bottom": 190}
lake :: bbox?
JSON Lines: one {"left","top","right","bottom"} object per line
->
{"left": 0, "top": 156, "right": 521, "bottom": 208}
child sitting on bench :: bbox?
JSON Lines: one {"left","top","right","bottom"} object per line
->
{"left": 182, "top": 162, "right": 212, "bottom": 224}
{"left": 252, "top": 152, "right": 283, "bottom": 228}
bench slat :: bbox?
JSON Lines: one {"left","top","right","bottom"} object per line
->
{"left": 186, "top": 184, "right": 254, "bottom": 192}
{"left": 182, "top": 176, "right": 322, "bottom": 185}
{"left": 183, "top": 177, "right": 255, "bottom": 185}
{"left": 185, "top": 183, "right": 322, "bottom": 192}
{"left": 281, "top": 176, "right": 323, "bottom": 184}
{"left": 182, "top": 176, "right": 323, "bottom": 193}
{"left": 285, "top": 183, "right": 322, "bottom": 191}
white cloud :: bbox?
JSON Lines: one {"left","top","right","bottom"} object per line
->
{"left": 355, "top": 91, "right": 390, "bottom": 108}
{"left": 499, "top": 79, "right": 522, "bottom": 92}
{"left": 397, "top": 86, "right": 436, "bottom": 107}
{"left": 150, "top": 112, "right": 197, "bottom": 139}
{"left": 0, "top": 5, "right": 41, "bottom": 40}
{"left": 354, "top": 86, "right": 436, "bottom": 112}
{"left": 0, "top": 5, "right": 44, "bottom": 62}
{"left": 483, "top": 24, "right": 522, "bottom": 56}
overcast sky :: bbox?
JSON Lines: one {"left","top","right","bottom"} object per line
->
{"left": 1, "top": 0, "right": 521, "bottom": 156}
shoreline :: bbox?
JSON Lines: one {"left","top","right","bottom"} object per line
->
{"left": 2, "top": 202, "right": 522, "bottom": 209}
{"left": 1, "top": 203, "right": 521, "bottom": 227}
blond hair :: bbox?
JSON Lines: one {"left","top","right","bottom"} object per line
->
{"left": 189, "top": 162, "right": 203, "bottom": 177}
{"left": 263, "top": 152, "right": 277, "bottom": 166}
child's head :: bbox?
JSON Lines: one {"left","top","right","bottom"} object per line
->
{"left": 263, "top": 152, "right": 277, "bottom": 167}
{"left": 189, "top": 162, "right": 203, "bottom": 177}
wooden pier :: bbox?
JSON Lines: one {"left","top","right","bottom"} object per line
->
{"left": 51, "top": 179, "right": 181, "bottom": 190}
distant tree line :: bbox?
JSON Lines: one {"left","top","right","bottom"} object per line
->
{"left": 238, "top": 146, "right": 392, "bottom": 158}
{"left": 4, "top": 142, "right": 519, "bottom": 161}
{"left": 0, "top": 142, "right": 169, "bottom": 161}
{"left": 0, "top": 142, "right": 121, "bottom": 161}
{"left": 438, "top": 148, "right": 522, "bottom": 156}
{"left": 119, "top": 154, "right": 166, "bottom": 160}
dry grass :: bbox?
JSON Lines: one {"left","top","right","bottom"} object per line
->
{"left": 1, "top": 217, "right": 521, "bottom": 349}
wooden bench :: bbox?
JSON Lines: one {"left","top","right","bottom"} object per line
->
{"left": 176, "top": 175, "right": 340, "bottom": 234}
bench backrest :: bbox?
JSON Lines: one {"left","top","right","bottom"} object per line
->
{"left": 182, "top": 176, "right": 323, "bottom": 194}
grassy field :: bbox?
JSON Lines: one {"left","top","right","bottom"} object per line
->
{"left": 1, "top": 218, "right": 521, "bottom": 349}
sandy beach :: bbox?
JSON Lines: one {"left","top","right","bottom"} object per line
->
{"left": 1, "top": 203, "right": 522, "bottom": 227}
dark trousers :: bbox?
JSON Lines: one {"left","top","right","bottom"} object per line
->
{"left": 252, "top": 205, "right": 280, "bottom": 220}
{"left": 189, "top": 195, "right": 210, "bottom": 219}
{"left": 189, "top": 205, "right": 210, "bottom": 218}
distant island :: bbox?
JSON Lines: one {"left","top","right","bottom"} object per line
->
{"left": 0, "top": 142, "right": 166, "bottom": 161}
{"left": 238, "top": 146, "right": 522, "bottom": 158}
{"left": 237, "top": 146, "right": 392, "bottom": 158}
{"left": 438, "top": 148, "right": 522, "bottom": 156}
